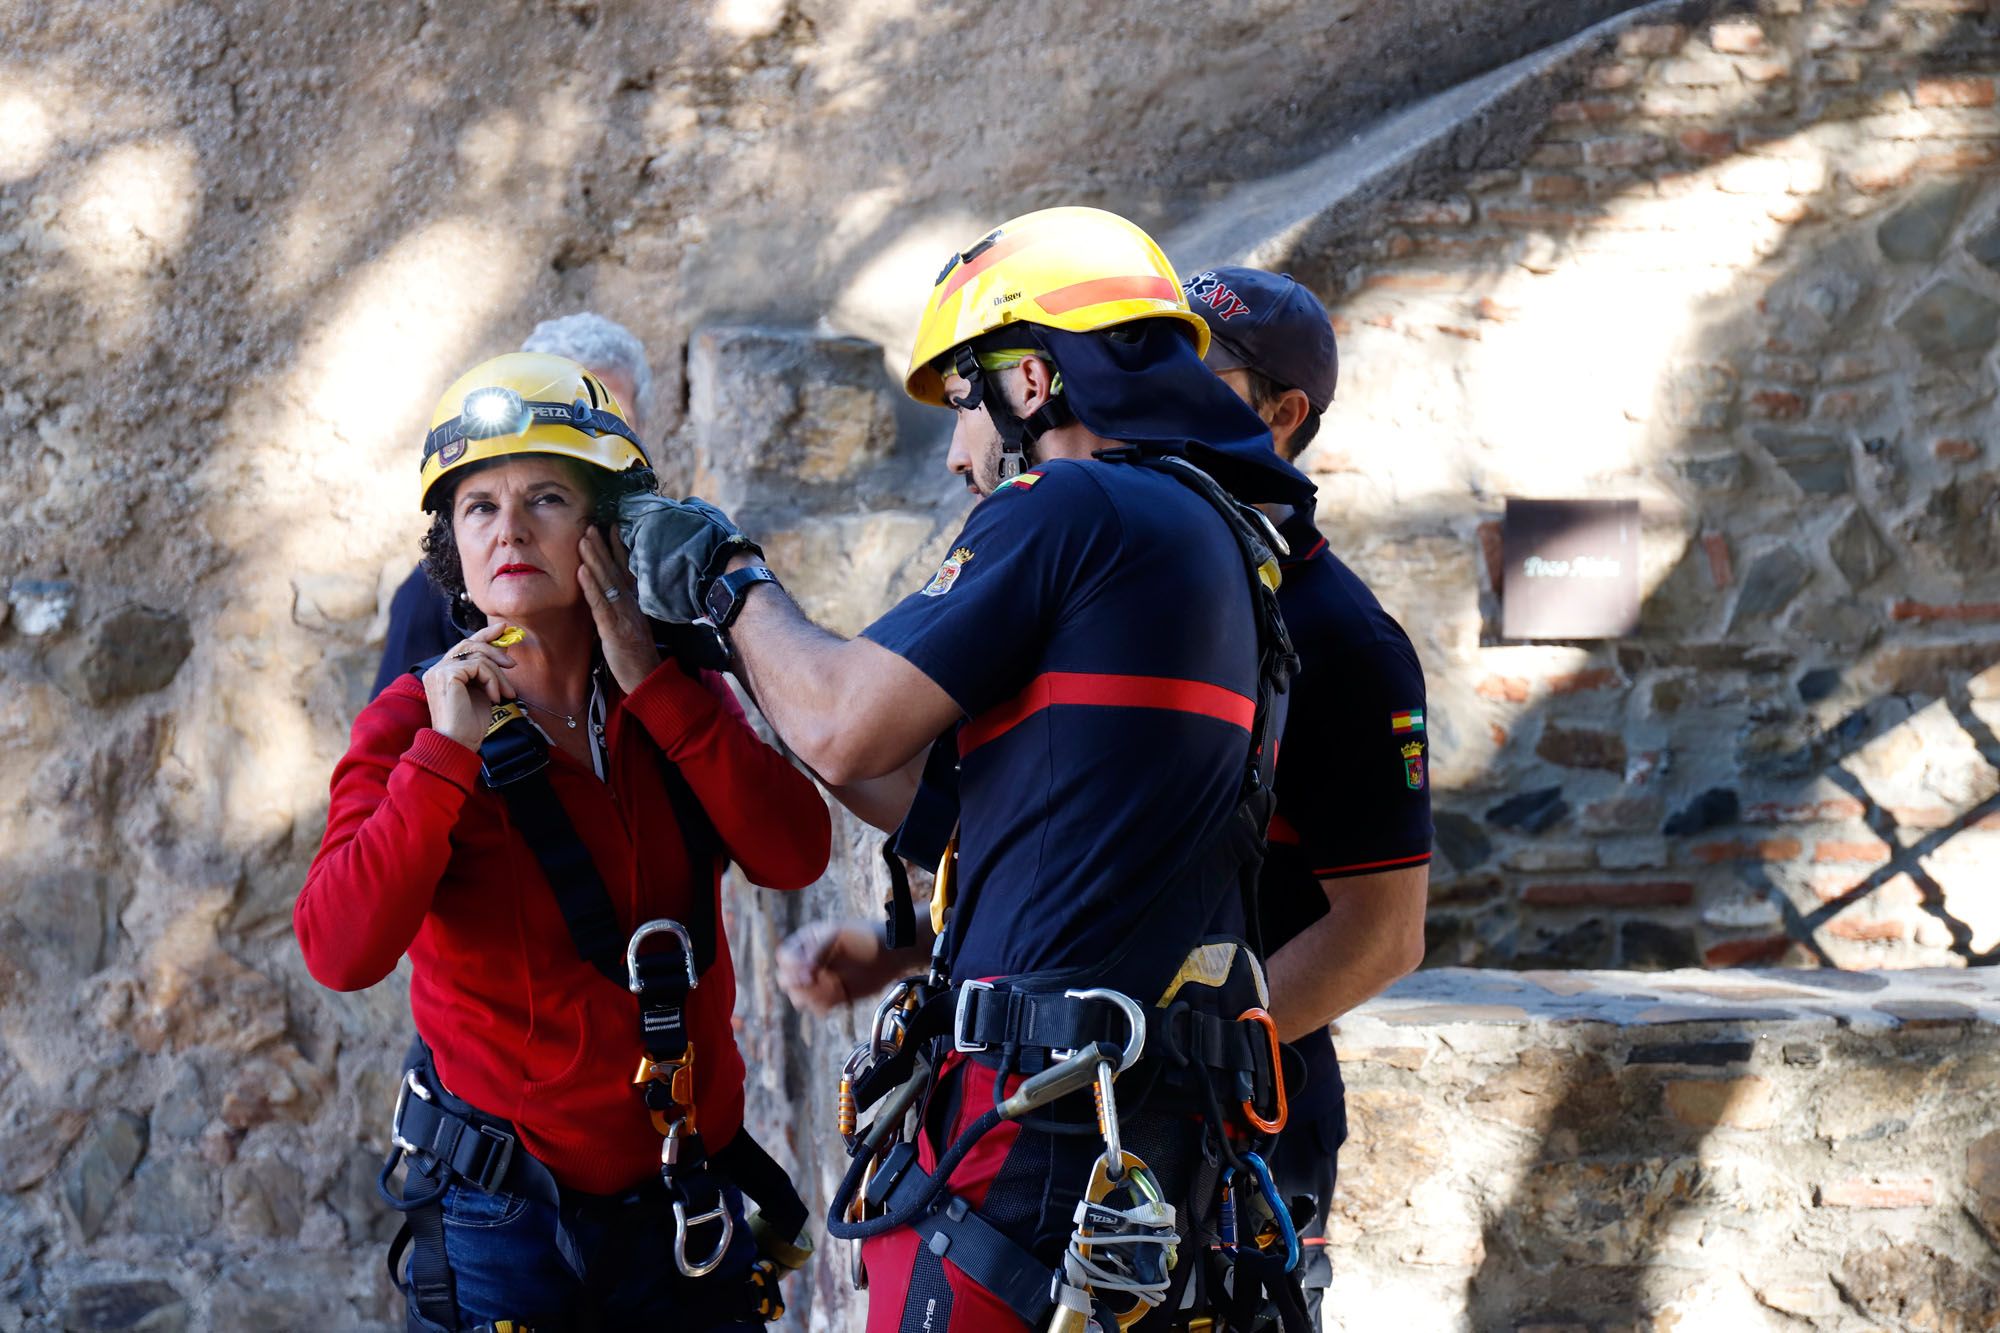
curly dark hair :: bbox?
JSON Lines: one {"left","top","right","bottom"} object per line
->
{"left": 420, "top": 457, "right": 639, "bottom": 631}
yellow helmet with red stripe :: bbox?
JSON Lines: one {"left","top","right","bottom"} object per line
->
{"left": 903, "top": 206, "right": 1210, "bottom": 406}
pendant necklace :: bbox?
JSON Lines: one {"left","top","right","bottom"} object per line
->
{"left": 513, "top": 695, "right": 580, "bottom": 729}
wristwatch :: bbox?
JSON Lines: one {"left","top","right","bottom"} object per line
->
{"left": 703, "top": 564, "right": 781, "bottom": 630}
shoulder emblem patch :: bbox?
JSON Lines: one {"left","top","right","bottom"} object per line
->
{"left": 1390, "top": 709, "right": 1424, "bottom": 734}
{"left": 1401, "top": 740, "right": 1426, "bottom": 790}
{"left": 921, "top": 547, "right": 975, "bottom": 598}
{"left": 993, "top": 469, "right": 1044, "bottom": 495}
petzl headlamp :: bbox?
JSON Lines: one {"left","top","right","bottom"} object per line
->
{"left": 422, "top": 388, "right": 643, "bottom": 467}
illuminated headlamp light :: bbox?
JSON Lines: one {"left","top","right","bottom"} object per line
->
{"left": 460, "top": 387, "right": 530, "bottom": 439}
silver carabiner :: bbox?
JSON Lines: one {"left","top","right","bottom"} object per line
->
{"left": 627, "top": 919, "right": 698, "bottom": 994}
{"left": 870, "top": 975, "right": 926, "bottom": 1053}
{"left": 673, "top": 1197, "right": 736, "bottom": 1278}
{"left": 1062, "top": 987, "right": 1146, "bottom": 1072}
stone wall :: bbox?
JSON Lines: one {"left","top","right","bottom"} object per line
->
{"left": 5, "top": 0, "right": 2000, "bottom": 1328}
{"left": 1253, "top": 0, "right": 2000, "bottom": 974}
{"left": 1328, "top": 966, "right": 2000, "bottom": 1331}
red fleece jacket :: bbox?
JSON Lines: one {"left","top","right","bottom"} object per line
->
{"left": 295, "top": 660, "right": 831, "bottom": 1194}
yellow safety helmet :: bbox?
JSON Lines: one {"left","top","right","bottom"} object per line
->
{"left": 904, "top": 206, "right": 1211, "bottom": 407}
{"left": 418, "top": 351, "right": 649, "bottom": 511}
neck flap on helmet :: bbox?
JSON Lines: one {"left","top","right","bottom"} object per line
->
{"left": 1031, "top": 321, "right": 1317, "bottom": 511}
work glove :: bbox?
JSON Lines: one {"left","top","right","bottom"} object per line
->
{"left": 618, "top": 493, "right": 763, "bottom": 625}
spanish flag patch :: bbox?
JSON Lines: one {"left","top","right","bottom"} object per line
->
{"left": 993, "top": 469, "right": 1044, "bottom": 494}
{"left": 1391, "top": 709, "right": 1424, "bottom": 733}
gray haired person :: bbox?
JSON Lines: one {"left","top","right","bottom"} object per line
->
{"left": 372, "top": 312, "right": 655, "bottom": 694}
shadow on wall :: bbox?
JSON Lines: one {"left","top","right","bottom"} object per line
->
{"left": 1277, "top": 2, "right": 2000, "bottom": 1326}
{"left": 4, "top": 3, "right": 1701, "bottom": 1326}
{"left": 1276, "top": 0, "right": 2000, "bottom": 981}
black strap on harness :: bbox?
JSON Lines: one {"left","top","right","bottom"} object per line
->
{"left": 406, "top": 652, "right": 726, "bottom": 981}
{"left": 880, "top": 731, "right": 961, "bottom": 949}
{"left": 471, "top": 690, "right": 723, "bottom": 984}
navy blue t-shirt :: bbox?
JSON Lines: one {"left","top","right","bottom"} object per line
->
{"left": 864, "top": 459, "right": 1261, "bottom": 995}
{"left": 1262, "top": 507, "right": 1432, "bottom": 1131}
{"left": 372, "top": 564, "right": 460, "bottom": 699}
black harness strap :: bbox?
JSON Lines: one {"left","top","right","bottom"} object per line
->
{"left": 712, "top": 1131, "right": 809, "bottom": 1242}
{"left": 405, "top": 657, "right": 726, "bottom": 983}
{"left": 882, "top": 731, "right": 961, "bottom": 949}
{"left": 479, "top": 716, "right": 629, "bottom": 984}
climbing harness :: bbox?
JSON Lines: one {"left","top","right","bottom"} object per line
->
{"left": 377, "top": 657, "right": 812, "bottom": 1331}
{"left": 829, "top": 449, "right": 1315, "bottom": 1332}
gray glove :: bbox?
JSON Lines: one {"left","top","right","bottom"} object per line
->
{"left": 618, "top": 492, "right": 763, "bottom": 624}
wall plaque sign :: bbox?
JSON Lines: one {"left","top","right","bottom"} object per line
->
{"left": 1500, "top": 497, "right": 1640, "bottom": 640}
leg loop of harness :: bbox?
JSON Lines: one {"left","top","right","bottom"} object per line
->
{"left": 379, "top": 1049, "right": 559, "bottom": 1333}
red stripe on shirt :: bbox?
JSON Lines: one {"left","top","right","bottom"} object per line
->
{"left": 1267, "top": 811, "right": 1302, "bottom": 846}
{"left": 1312, "top": 850, "right": 1433, "bottom": 879}
{"left": 1037, "top": 275, "right": 1182, "bottom": 315}
{"left": 960, "top": 671, "right": 1256, "bottom": 756}
{"left": 1282, "top": 535, "right": 1328, "bottom": 565}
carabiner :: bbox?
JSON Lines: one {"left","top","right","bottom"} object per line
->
{"left": 1238, "top": 1151, "right": 1299, "bottom": 1274}
{"left": 672, "top": 1196, "right": 736, "bottom": 1278}
{"left": 1237, "top": 1007, "right": 1288, "bottom": 1134}
{"left": 1062, "top": 987, "right": 1146, "bottom": 1072}
{"left": 870, "top": 975, "right": 926, "bottom": 1056}
{"left": 627, "top": 919, "right": 698, "bottom": 994}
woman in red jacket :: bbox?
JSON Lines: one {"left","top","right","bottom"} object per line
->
{"left": 295, "top": 352, "right": 832, "bottom": 1331}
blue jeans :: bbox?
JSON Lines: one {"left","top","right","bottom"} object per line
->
{"left": 439, "top": 1176, "right": 765, "bottom": 1330}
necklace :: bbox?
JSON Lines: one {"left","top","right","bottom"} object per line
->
{"left": 513, "top": 695, "right": 581, "bottom": 729}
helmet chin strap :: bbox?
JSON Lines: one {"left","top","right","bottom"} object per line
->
{"left": 952, "top": 343, "right": 1076, "bottom": 482}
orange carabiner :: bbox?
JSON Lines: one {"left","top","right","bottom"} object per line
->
{"left": 1238, "top": 1007, "right": 1287, "bottom": 1134}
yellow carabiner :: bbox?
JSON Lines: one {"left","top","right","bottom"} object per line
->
{"left": 929, "top": 827, "right": 959, "bottom": 937}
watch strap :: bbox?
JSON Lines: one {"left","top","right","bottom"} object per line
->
{"left": 708, "top": 564, "right": 781, "bottom": 629}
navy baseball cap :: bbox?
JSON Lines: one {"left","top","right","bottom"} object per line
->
{"left": 1183, "top": 267, "right": 1338, "bottom": 413}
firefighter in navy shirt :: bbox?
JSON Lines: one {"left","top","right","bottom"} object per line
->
{"left": 621, "top": 208, "right": 1318, "bottom": 1330}
{"left": 1187, "top": 265, "right": 1432, "bottom": 1326}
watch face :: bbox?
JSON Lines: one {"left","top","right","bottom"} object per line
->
{"left": 703, "top": 578, "right": 731, "bottom": 626}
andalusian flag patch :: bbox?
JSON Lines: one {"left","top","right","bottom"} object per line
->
{"left": 1391, "top": 709, "right": 1424, "bottom": 733}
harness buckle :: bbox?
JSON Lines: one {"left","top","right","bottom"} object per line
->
{"left": 466, "top": 1123, "right": 516, "bottom": 1195}
{"left": 479, "top": 724, "right": 549, "bottom": 787}
{"left": 952, "top": 979, "right": 995, "bottom": 1054}
{"left": 634, "top": 1048, "right": 698, "bottom": 1105}
{"left": 627, "top": 919, "right": 699, "bottom": 994}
